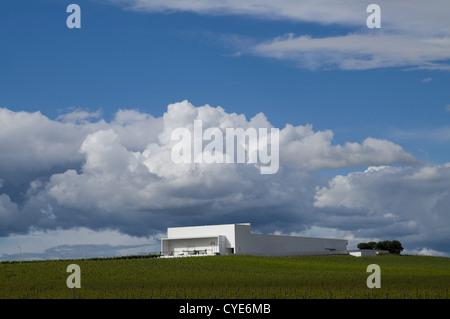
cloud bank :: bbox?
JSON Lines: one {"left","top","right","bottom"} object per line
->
{"left": 112, "top": 0, "right": 450, "bottom": 70}
{"left": 1, "top": 101, "right": 449, "bottom": 257}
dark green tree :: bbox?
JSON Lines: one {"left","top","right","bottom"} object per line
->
{"left": 357, "top": 242, "right": 372, "bottom": 250}
{"left": 357, "top": 240, "right": 404, "bottom": 255}
{"left": 357, "top": 241, "right": 377, "bottom": 250}
{"left": 387, "top": 240, "right": 404, "bottom": 255}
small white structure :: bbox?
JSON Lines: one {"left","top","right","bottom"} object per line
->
{"left": 348, "top": 249, "right": 388, "bottom": 257}
{"left": 348, "top": 250, "right": 377, "bottom": 257}
{"left": 161, "top": 223, "right": 348, "bottom": 257}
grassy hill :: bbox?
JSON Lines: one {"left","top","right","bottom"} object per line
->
{"left": 1, "top": 254, "right": 449, "bottom": 299}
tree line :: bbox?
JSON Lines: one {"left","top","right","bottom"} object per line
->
{"left": 357, "top": 240, "right": 404, "bottom": 255}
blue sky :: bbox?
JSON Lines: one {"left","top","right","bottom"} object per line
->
{"left": 2, "top": 1, "right": 449, "bottom": 135}
{"left": 1, "top": 0, "right": 450, "bottom": 260}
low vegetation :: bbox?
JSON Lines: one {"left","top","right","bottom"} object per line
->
{"left": 1, "top": 254, "right": 449, "bottom": 299}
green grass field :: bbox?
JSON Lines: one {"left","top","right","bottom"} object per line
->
{"left": 1, "top": 254, "right": 449, "bottom": 299}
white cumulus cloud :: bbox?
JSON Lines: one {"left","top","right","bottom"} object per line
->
{"left": 314, "top": 163, "right": 450, "bottom": 255}
{"left": 0, "top": 101, "right": 448, "bottom": 256}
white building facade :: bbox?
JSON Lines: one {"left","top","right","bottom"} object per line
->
{"left": 161, "top": 223, "right": 348, "bottom": 257}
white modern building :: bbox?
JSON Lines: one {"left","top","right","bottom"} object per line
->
{"left": 161, "top": 223, "right": 348, "bottom": 257}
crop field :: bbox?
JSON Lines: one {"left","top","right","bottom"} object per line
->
{"left": 1, "top": 254, "right": 449, "bottom": 299}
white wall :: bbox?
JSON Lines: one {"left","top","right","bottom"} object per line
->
{"left": 167, "top": 223, "right": 245, "bottom": 249}
{"left": 234, "top": 225, "right": 348, "bottom": 256}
